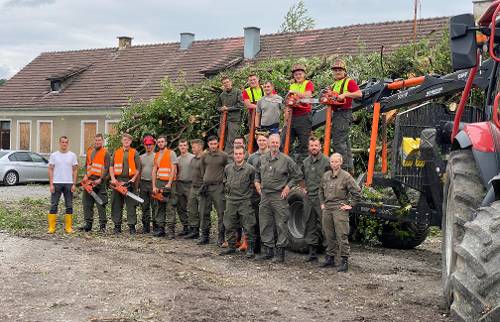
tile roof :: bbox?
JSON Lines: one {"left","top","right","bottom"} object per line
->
{"left": 0, "top": 16, "right": 448, "bottom": 109}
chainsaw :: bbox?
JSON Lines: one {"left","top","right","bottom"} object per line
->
{"left": 80, "top": 178, "right": 104, "bottom": 205}
{"left": 285, "top": 90, "right": 346, "bottom": 108}
{"left": 110, "top": 181, "right": 144, "bottom": 204}
{"left": 151, "top": 187, "right": 171, "bottom": 203}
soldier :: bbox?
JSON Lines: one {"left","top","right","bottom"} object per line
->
{"left": 110, "top": 133, "right": 141, "bottom": 234}
{"left": 139, "top": 135, "right": 156, "bottom": 233}
{"left": 151, "top": 135, "right": 178, "bottom": 239}
{"left": 247, "top": 133, "right": 269, "bottom": 253}
{"left": 80, "top": 133, "right": 110, "bottom": 233}
{"left": 175, "top": 138, "right": 194, "bottom": 236}
{"left": 199, "top": 135, "right": 229, "bottom": 245}
{"left": 217, "top": 76, "right": 244, "bottom": 154}
{"left": 329, "top": 59, "right": 362, "bottom": 171}
{"left": 301, "top": 137, "right": 330, "bottom": 262}
{"left": 254, "top": 134, "right": 302, "bottom": 263}
{"left": 219, "top": 146, "right": 257, "bottom": 258}
{"left": 184, "top": 139, "right": 206, "bottom": 239}
{"left": 319, "top": 153, "right": 361, "bottom": 272}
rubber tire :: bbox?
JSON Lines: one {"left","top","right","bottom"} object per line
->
{"left": 377, "top": 221, "right": 429, "bottom": 249}
{"left": 442, "top": 149, "right": 485, "bottom": 307}
{"left": 3, "top": 170, "right": 19, "bottom": 186}
{"left": 449, "top": 201, "right": 500, "bottom": 322}
{"left": 286, "top": 188, "right": 308, "bottom": 253}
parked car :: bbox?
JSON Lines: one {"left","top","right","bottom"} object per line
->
{"left": 0, "top": 150, "right": 50, "bottom": 186}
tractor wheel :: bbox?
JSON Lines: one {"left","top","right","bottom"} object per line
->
{"left": 377, "top": 221, "right": 429, "bottom": 249}
{"left": 287, "top": 188, "right": 308, "bottom": 253}
{"left": 442, "top": 149, "right": 485, "bottom": 307}
{"left": 449, "top": 201, "right": 500, "bottom": 321}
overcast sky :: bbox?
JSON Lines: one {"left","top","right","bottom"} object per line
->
{"left": 0, "top": 0, "right": 474, "bottom": 79}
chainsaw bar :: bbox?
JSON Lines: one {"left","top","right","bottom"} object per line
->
{"left": 89, "top": 191, "right": 104, "bottom": 205}
{"left": 126, "top": 191, "right": 144, "bottom": 204}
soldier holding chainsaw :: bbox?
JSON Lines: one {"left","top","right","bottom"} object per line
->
{"left": 284, "top": 64, "right": 314, "bottom": 164}
{"left": 80, "top": 133, "right": 110, "bottom": 233}
{"left": 110, "top": 133, "right": 142, "bottom": 234}
{"left": 217, "top": 76, "right": 244, "bottom": 154}
{"left": 151, "top": 135, "right": 178, "bottom": 239}
{"left": 329, "top": 59, "right": 362, "bottom": 171}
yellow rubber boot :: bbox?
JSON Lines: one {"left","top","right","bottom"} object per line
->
{"left": 47, "top": 214, "right": 57, "bottom": 234}
{"left": 64, "top": 214, "right": 73, "bottom": 233}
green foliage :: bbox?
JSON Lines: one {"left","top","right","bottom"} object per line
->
{"left": 0, "top": 79, "right": 6, "bottom": 86}
{"left": 279, "top": 0, "right": 316, "bottom": 33}
{"left": 0, "top": 198, "right": 49, "bottom": 234}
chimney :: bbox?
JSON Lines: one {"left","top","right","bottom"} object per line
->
{"left": 180, "top": 32, "right": 195, "bottom": 50}
{"left": 244, "top": 26, "right": 260, "bottom": 59}
{"left": 473, "top": 0, "right": 493, "bottom": 21}
{"left": 117, "top": 36, "right": 132, "bottom": 50}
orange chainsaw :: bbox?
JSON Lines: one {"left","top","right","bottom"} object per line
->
{"left": 285, "top": 90, "right": 346, "bottom": 108}
{"left": 80, "top": 178, "right": 104, "bottom": 205}
{"left": 110, "top": 181, "right": 144, "bottom": 204}
{"left": 151, "top": 187, "right": 171, "bottom": 203}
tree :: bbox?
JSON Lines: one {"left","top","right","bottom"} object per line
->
{"left": 0, "top": 79, "right": 6, "bottom": 86}
{"left": 279, "top": 0, "right": 316, "bottom": 33}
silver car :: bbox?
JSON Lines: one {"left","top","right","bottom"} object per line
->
{"left": 0, "top": 150, "right": 49, "bottom": 186}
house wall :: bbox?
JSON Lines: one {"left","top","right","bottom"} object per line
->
{"left": 0, "top": 108, "right": 122, "bottom": 157}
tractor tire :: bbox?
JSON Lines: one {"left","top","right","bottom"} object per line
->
{"left": 448, "top": 201, "right": 500, "bottom": 322}
{"left": 442, "top": 149, "right": 485, "bottom": 307}
{"left": 287, "top": 188, "right": 308, "bottom": 253}
{"left": 377, "top": 221, "right": 429, "bottom": 249}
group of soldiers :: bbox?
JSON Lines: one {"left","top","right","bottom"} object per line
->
{"left": 48, "top": 59, "right": 363, "bottom": 272}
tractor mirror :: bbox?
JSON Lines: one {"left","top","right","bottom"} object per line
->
{"left": 449, "top": 14, "right": 478, "bottom": 71}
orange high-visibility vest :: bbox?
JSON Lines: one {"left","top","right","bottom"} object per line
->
{"left": 155, "top": 149, "right": 175, "bottom": 181}
{"left": 86, "top": 147, "right": 107, "bottom": 177}
{"left": 113, "top": 148, "right": 137, "bottom": 177}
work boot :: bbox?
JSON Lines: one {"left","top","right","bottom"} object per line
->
{"left": 217, "top": 230, "right": 225, "bottom": 247}
{"left": 305, "top": 245, "right": 318, "bottom": 262}
{"left": 245, "top": 242, "right": 255, "bottom": 258}
{"left": 142, "top": 221, "right": 150, "bottom": 234}
{"left": 165, "top": 227, "right": 175, "bottom": 240}
{"left": 64, "top": 214, "right": 73, "bottom": 233}
{"left": 256, "top": 246, "right": 274, "bottom": 260}
{"left": 47, "top": 213, "right": 57, "bottom": 234}
{"left": 184, "top": 227, "right": 199, "bottom": 239}
{"left": 272, "top": 248, "right": 285, "bottom": 263}
{"left": 152, "top": 222, "right": 158, "bottom": 233}
{"left": 219, "top": 245, "right": 237, "bottom": 256}
{"left": 129, "top": 225, "right": 136, "bottom": 235}
{"left": 114, "top": 225, "right": 122, "bottom": 234}
{"left": 99, "top": 223, "right": 106, "bottom": 233}
{"left": 153, "top": 227, "right": 166, "bottom": 237}
{"left": 177, "top": 226, "right": 189, "bottom": 237}
{"left": 337, "top": 256, "right": 349, "bottom": 272}
{"left": 79, "top": 222, "right": 93, "bottom": 232}
{"left": 320, "top": 255, "right": 336, "bottom": 268}
{"left": 197, "top": 231, "right": 209, "bottom": 245}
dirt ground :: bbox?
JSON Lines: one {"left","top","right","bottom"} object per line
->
{"left": 0, "top": 230, "right": 450, "bottom": 322}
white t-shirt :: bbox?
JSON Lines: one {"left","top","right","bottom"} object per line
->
{"left": 49, "top": 151, "right": 78, "bottom": 184}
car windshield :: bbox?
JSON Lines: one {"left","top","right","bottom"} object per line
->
{"left": 0, "top": 151, "right": 8, "bottom": 159}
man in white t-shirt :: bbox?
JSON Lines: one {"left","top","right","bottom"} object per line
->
{"left": 48, "top": 136, "right": 78, "bottom": 234}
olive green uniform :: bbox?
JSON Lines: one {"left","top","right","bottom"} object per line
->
{"left": 139, "top": 152, "right": 156, "bottom": 228}
{"left": 302, "top": 153, "right": 330, "bottom": 247}
{"left": 319, "top": 169, "right": 361, "bottom": 257}
{"left": 153, "top": 149, "right": 178, "bottom": 234}
{"left": 187, "top": 154, "right": 205, "bottom": 230}
{"left": 247, "top": 150, "right": 265, "bottom": 249}
{"left": 255, "top": 151, "right": 302, "bottom": 248}
{"left": 176, "top": 152, "right": 194, "bottom": 230}
{"left": 111, "top": 150, "right": 141, "bottom": 227}
{"left": 82, "top": 147, "right": 110, "bottom": 227}
{"left": 200, "top": 150, "right": 229, "bottom": 237}
{"left": 217, "top": 88, "right": 244, "bottom": 154}
{"left": 223, "top": 162, "right": 256, "bottom": 247}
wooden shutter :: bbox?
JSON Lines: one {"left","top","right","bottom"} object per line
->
{"left": 106, "top": 122, "right": 117, "bottom": 137}
{"left": 19, "top": 122, "right": 30, "bottom": 150}
{"left": 39, "top": 122, "right": 52, "bottom": 154}
{"left": 83, "top": 122, "right": 97, "bottom": 153}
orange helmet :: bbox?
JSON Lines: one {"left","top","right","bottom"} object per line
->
{"left": 291, "top": 64, "right": 306, "bottom": 74}
{"left": 332, "top": 59, "right": 347, "bottom": 70}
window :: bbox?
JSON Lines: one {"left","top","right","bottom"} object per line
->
{"left": 81, "top": 121, "right": 97, "bottom": 155}
{"left": 50, "top": 80, "right": 62, "bottom": 92}
{"left": 30, "top": 153, "right": 46, "bottom": 163}
{"left": 18, "top": 121, "right": 31, "bottom": 150}
{"left": 11, "top": 152, "right": 32, "bottom": 162}
{"left": 38, "top": 121, "right": 52, "bottom": 154}
{"left": 0, "top": 120, "right": 11, "bottom": 150}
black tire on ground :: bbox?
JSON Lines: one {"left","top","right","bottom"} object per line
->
{"left": 3, "top": 170, "right": 19, "bottom": 186}
{"left": 442, "top": 149, "right": 485, "bottom": 307}
{"left": 287, "top": 189, "right": 308, "bottom": 253}
{"left": 377, "top": 221, "right": 429, "bottom": 249}
{"left": 449, "top": 201, "right": 500, "bottom": 322}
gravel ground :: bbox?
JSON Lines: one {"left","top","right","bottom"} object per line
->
{"left": 0, "top": 183, "right": 49, "bottom": 201}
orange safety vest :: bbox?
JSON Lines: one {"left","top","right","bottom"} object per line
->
{"left": 113, "top": 148, "right": 137, "bottom": 177}
{"left": 155, "top": 149, "right": 175, "bottom": 181}
{"left": 86, "top": 147, "right": 107, "bottom": 177}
